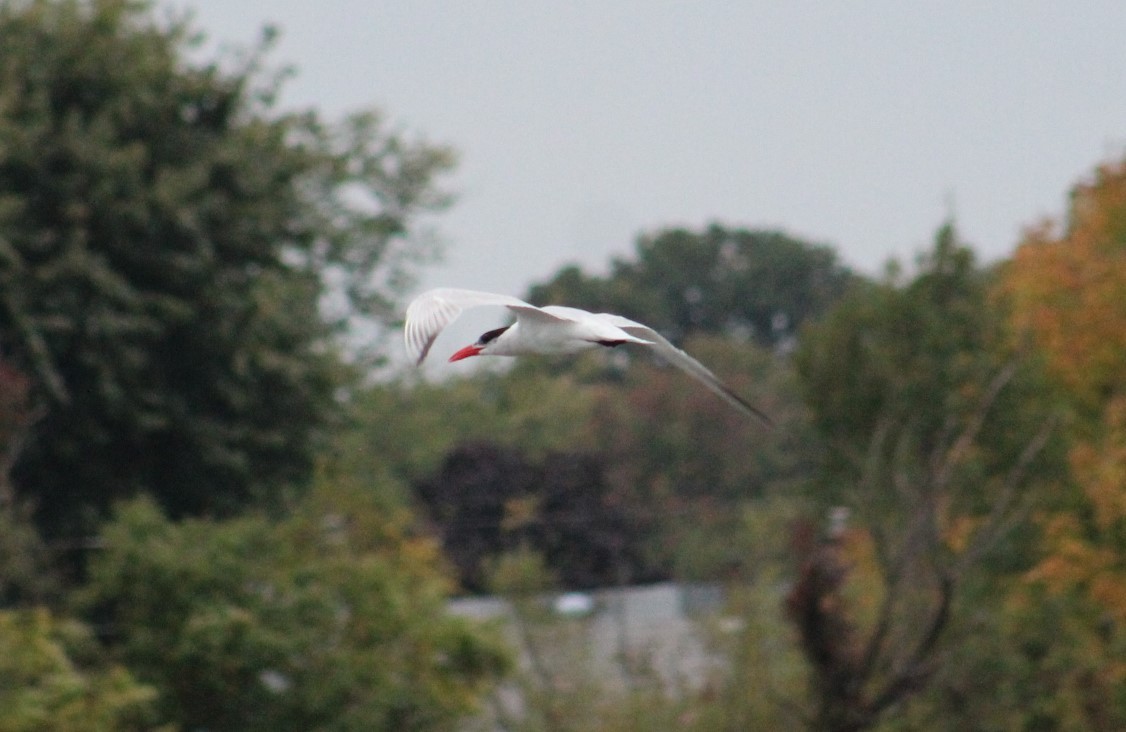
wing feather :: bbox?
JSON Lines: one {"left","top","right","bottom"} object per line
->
{"left": 593, "top": 314, "right": 773, "bottom": 427}
{"left": 404, "top": 288, "right": 550, "bottom": 365}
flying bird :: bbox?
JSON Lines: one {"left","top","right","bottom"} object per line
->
{"left": 404, "top": 288, "right": 772, "bottom": 426}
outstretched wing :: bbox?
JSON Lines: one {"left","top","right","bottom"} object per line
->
{"left": 593, "top": 314, "right": 773, "bottom": 427}
{"left": 404, "top": 288, "right": 565, "bottom": 365}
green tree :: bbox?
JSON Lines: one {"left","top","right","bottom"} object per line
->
{"left": 791, "top": 223, "right": 1062, "bottom": 731}
{"left": 797, "top": 223, "right": 1056, "bottom": 497}
{"left": 581, "top": 335, "right": 815, "bottom": 581}
{"left": 0, "top": 608, "right": 160, "bottom": 732}
{"left": 527, "top": 224, "right": 855, "bottom": 347}
{"left": 0, "top": 358, "right": 58, "bottom": 607}
{"left": 80, "top": 478, "right": 508, "bottom": 731}
{"left": 341, "top": 367, "right": 601, "bottom": 488}
{"left": 0, "top": 0, "right": 454, "bottom": 534}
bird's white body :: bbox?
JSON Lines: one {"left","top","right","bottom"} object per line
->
{"left": 404, "top": 288, "right": 771, "bottom": 426}
{"left": 485, "top": 306, "right": 650, "bottom": 356}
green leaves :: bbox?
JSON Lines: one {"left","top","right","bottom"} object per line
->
{"left": 784, "top": 223, "right": 1070, "bottom": 729}
{"left": 0, "top": 608, "right": 160, "bottom": 732}
{"left": 796, "top": 223, "right": 1052, "bottom": 488}
{"left": 528, "top": 224, "right": 855, "bottom": 347}
{"left": 81, "top": 483, "right": 509, "bottom": 731}
{"left": 0, "top": 0, "right": 454, "bottom": 533}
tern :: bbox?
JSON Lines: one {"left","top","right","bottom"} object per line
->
{"left": 404, "top": 288, "right": 772, "bottom": 426}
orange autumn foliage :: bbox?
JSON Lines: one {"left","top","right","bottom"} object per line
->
{"left": 1003, "top": 159, "right": 1126, "bottom": 624}
{"left": 1004, "top": 161, "right": 1126, "bottom": 414}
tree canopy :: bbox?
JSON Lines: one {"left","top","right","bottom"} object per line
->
{"left": 791, "top": 223, "right": 1065, "bottom": 730}
{"left": 998, "top": 160, "right": 1126, "bottom": 721}
{"left": 415, "top": 441, "right": 642, "bottom": 591}
{"left": 80, "top": 481, "right": 508, "bottom": 731}
{"left": 796, "top": 223, "right": 1057, "bottom": 486}
{"left": 0, "top": 0, "right": 454, "bottom": 533}
{"left": 526, "top": 224, "right": 855, "bottom": 348}
{"left": 0, "top": 607, "right": 159, "bottom": 731}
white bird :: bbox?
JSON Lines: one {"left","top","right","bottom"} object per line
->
{"left": 404, "top": 288, "right": 772, "bottom": 426}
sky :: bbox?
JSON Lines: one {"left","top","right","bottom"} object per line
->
{"left": 164, "top": 1, "right": 1126, "bottom": 330}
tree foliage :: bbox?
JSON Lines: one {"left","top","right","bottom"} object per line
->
{"left": 526, "top": 224, "right": 855, "bottom": 348}
{"left": 797, "top": 223, "right": 1057, "bottom": 498}
{"left": 0, "top": 608, "right": 160, "bottom": 732}
{"left": 791, "top": 223, "right": 1063, "bottom": 730}
{"left": 8, "top": 3, "right": 1123, "bottom": 728}
{"left": 580, "top": 335, "right": 815, "bottom": 579}
{"left": 0, "top": 0, "right": 455, "bottom": 534}
{"left": 0, "top": 358, "right": 58, "bottom": 608}
{"left": 342, "top": 367, "right": 601, "bottom": 488}
{"left": 415, "top": 441, "right": 645, "bottom": 591}
{"left": 364, "top": 333, "right": 812, "bottom": 588}
{"left": 1003, "top": 161, "right": 1126, "bottom": 420}
{"left": 79, "top": 479, "right": 508, "bottom": 731}
{"left": 999, "top": 158, "right": 1126, "bottom": 722}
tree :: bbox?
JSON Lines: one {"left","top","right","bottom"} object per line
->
{"left": 526, "top": 224, "right": 855, "bottom": 348}
{"left": 79, "top": 478, "right": 508, "bottom": 731}
{"left": 578, "top": 335, "right": 816, "bottom": 580}
{"left": 0, "top": 0, "right": 455, "bottom": 534}
{"left": 1003, "top": 160, "right": 1126, "bottom": 421}
{"left": 414, "top": 441, "right": 645, "bottom": 591}
{"left": 797, "top": 223, "right": 1055, "bottom": 493}
{"left": 339, "top": 366, "right": 602, "bottom": 488}
{"left": 0, "top": 358, "right": 58, "bottom": 608}
{"left": 998, "top": 158, "right": 1126, "bottom": 728}
{"left": 0, "top": 608, "right": 160, "bottom": 731}
{"left": 791, "top": 223, "right": 1061, "bottom": 731}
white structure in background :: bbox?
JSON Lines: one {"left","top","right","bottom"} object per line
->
{"left": 449, "top": 582, "right": 728, "bottom": 701}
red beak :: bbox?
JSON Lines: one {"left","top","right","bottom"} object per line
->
{"left": 448, "top": 344, "right": 483, "bottom": 362}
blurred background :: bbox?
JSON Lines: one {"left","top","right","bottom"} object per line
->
{"left": 1, "top": 1, "right": 1124, "bottom": 730}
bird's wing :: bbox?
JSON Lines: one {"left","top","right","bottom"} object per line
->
{"left": 593, "top": 314, "right": 773, "bottom": 427}
{"left": 404, "top": 288, "right": 569, "bottom": 365}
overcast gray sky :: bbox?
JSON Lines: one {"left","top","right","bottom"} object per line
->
{"left": 168, "top": 1, "right": 1126, "bottom": 302}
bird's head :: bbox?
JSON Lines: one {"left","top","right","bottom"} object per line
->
{"left": 449, "top": 325, "right": 510, "bottom": 362}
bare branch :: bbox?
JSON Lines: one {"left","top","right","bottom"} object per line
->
{"left": 891, "top": 416, "right": 919, "bottom": 502}
{"left": 926, "top": 411, "right": 960, "bottom": 482}
{"left": 868, "top": 573, "right": 953, "bottom": 717}
{"left": 855, "top": 416, "right": 896, "bottom": 576}
{"left": 958, "top": 414, "right": 1057, "bottom": 571}
{"left": 931, "top": 360, "right": 1019, "bottom": 494}
{"left": 858, "top": 579, "right": 897, "bottom": 682}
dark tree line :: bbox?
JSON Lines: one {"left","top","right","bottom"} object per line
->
{"left": 414, "top": 441, "right": 652, "bottom": 591}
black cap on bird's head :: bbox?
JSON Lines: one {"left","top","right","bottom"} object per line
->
{"left": 449, "top": 325, "right": 511, "bottom": 362}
